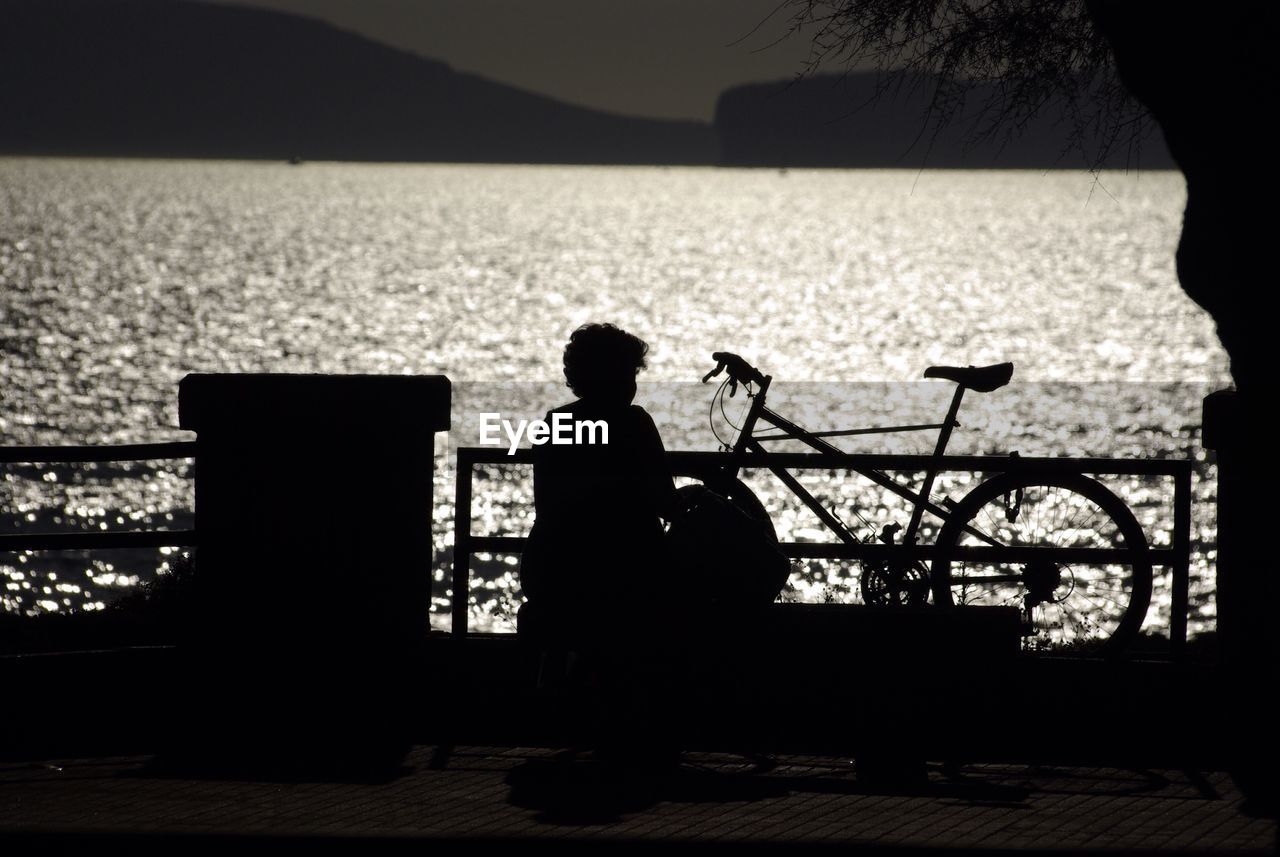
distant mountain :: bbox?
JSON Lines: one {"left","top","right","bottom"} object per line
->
{"left": 715, "top": 73, "right": 1176, "bottom": 169}
{"left": 0, "top": 0, "right": 716, "bottom": 164}
{"left": 1, "top": 0, "right": 1174, "bottom": 169}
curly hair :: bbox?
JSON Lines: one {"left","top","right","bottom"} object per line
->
{"left": 562, "top": 323, "right": 649, "bottom": 398}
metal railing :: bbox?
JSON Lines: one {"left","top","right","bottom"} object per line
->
{"left": 0, "top": 442, "right": 199, "bottom": 552}
{"left": 2, "top": 442, "right": 1195, "bottom": 655}
{"left": 452, "top": 447, "right": 1193, "bottom": 653}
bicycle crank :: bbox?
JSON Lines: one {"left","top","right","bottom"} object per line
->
{"left": 860, "top": 560, "right": 930, "bottom": 608}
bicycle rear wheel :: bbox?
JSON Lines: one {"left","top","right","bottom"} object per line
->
{"left": 930, "top": 473, "right": 1153, "bottom": 656}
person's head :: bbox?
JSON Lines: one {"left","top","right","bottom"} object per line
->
{"left": 562, "top": 323, "right": 649, "bottom": 405}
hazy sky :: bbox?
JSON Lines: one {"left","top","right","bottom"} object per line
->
{"left": 207, "top": 0, "right": 826, "bottom": 121}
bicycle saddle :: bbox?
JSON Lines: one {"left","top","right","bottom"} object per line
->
{"left": 923, "top": 362, "right": 1014, "bottom": 392}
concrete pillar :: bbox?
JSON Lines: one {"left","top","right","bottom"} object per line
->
{"left": 1203, "top": 389, "right": 1277, "bottom": 815}
{"left": 176, "top": 374, "right": 450, "bottom": 773}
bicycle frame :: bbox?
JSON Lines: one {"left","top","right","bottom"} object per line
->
{"left": 690, "top": 353, "right": 1163, "bottom": 652}
{"left": 714, "top": 374, "right": 997, "bottom": 549}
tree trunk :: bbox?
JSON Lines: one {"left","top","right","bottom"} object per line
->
{"left": 1088, "top": 1, "right": 1276, "bottom": 816}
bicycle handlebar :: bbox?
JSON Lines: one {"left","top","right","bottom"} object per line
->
{"left": 702, "top": 351, "right": 767, "bottom": 394}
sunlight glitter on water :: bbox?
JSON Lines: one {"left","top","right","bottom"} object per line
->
{"left": 1, "top": 159, "right": 1228, "bottom": 633}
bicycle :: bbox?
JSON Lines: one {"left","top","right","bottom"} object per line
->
{"left": 691, "top": 351, "right": 1154, "bottom": 656}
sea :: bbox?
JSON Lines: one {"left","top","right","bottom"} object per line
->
{"left": 0, "top": 158, "right": 1229, "bottom": 636}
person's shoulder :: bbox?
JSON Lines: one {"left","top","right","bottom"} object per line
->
{"left": 623, "top": 404, "right": 660, "bottom": 432}
{"left": 546, "top": 400, "right": 583, "bottom": 418}
{"left": 626, "top": 403, "right": 655, "bottom": 420}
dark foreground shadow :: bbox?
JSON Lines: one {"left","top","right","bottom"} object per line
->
{"left": 135, "top": 744, "right": 413, "bottom": 786}
{"left": 505, "top": 752, "right": 1032, "bottom": 825}
{"left": 506, "top": 753, "right": 790, "bottom": 824}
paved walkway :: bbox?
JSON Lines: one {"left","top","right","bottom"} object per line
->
{"left": 2, "top": 746, "right": 1275, "bottom": 852}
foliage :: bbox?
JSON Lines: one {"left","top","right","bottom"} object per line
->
{"left": 0, "top": 553, "right": 197, "bottom": 654}
{"left": 775, "top": 0, "right": 1159, "bottom": 168}
{"left": 112, "top": 551, "right": 198, "bottom": 617}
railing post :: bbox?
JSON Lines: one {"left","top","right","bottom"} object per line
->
{"left": 452, "top": 448, "right": 474, "bottom": 638}
{"left": 1171, "top": 462, "right": 1191, "bottom": 659}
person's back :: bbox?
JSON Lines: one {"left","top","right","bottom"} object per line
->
{"left": 519, "top": 324, "right": 679, "bottom": 644}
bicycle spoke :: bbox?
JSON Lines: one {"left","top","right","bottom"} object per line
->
{"left": 1065, "top": 584, "right": 1122, "bottom": 616}
{"left": 1057, "top": 489, "right": 1095, "bottom": 542}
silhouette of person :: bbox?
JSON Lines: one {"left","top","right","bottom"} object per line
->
{"left": 519, "top": 323, "right": 681, "bottom": 651}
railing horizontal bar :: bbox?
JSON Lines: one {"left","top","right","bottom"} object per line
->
{"left": 0, "top": 442, "right": 197, "bottom": 464}
{"left": 781, "top": 543, "right": 1169, "bottom": 564}
{"left": 0, "top": 530, "right": 198, "bottom": 551}
{"left": 463, "top": 534, "right": 1175, "bottom": 566}
{"left": 469, "top": 536, "right": 527, "bottom": 552}
{"left": 455, "top": 447, "right": 1191, "bottom": 476}
{"left": 671, "top": 452, "right": 1194, "bottom": 476}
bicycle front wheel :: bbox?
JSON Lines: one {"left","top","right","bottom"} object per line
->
{"left": 931, "top": 473, "right": 1153, "bottom": 656}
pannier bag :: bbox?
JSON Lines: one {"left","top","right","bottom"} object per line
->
{"left": 666, "top": 485, "right": 791, "bottom": 607}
